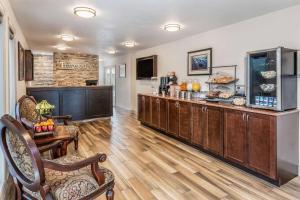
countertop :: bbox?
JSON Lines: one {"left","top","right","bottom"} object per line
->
{"left": 138, "top": 93, "right": 299, "bottom": 116}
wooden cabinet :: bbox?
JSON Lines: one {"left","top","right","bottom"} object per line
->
{"left": 247, "top": 113, "right": 276, "bottom": 179}
{"left": 138, "top": 95, "right": 144, "bottom": 122}
{"left": 224, "top": 109, "right": 276, "bottom": 178}
{"left": 25, "top": 50, "right": 34, "bottom": 81}
{"left": 150, "top": 97, "right": 167, "bottom": 131}
{"left": 137, "top": 94, "right": 298, "bottom": 185}
{"left": 159, "top": 98, "right": 167, "bottom": 131}
{"left": 206, "top": 106, "right": 223, "bottom": 156}
{"left": 192, "top": 104, "right": 207, "bottom": 148}
{"left": 167, "top": 100, "right": 179, "bottom": 137}
{"left": 138, "top": 95, "right": 151, "bottom": 124}
{"left": 178, "top": 102, "right": 192, "bottom": 142}
{"left": 224, "top": 109, "right": 247, "bottom": 165}
{"left": 151, "top": 97, "right": 160, "bottom": 128}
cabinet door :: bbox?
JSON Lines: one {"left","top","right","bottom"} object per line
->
{"left": 192, "top": 104, "right": 207, "bottom": 147}
{"left": 224, "top": 109, "right": 247, "bottom": 165}
{"left": 247, "top": 113, "right": 276, "bottom": 179}
{"left": 151, "top": 97, "right": 160, "bottom": 128}
{"left": 159, "top": 98, "right": 167, "bottom": 131}
{"left": 167, "top": 100, "right": 179, "bottom": 137}
{"left": 207, "top": 106, "right": 223, "bottom": 156}
{"left": 138, "top": 95, "right": 145, "bottom": 122}
{"left": 178, "top": 102, "right": 192, "bottom": 142}
{"left": 144, "top": 96, "right": 151, "bottom": 124}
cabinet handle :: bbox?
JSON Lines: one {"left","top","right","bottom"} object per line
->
{"left": 242, "top": 113, "right": 246, "bottom": 121}
{"left": 156, "top": 99, "right": 160, "bottom": 104}
{"left": 201, "top": 107, "right": 205, "bottom": 112}
{"left": 205, "top": 107, "right": 208, "bottom": 112}
{"left": 246, "top": 114, "right": 250, "bottom": 121}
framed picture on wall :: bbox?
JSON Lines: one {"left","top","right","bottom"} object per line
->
{"left": 119, "top": 64, "right": 126, "bottom": 78}
{"left": 187, "top": 48, "right": 212, "bottom": 76}
{"left": 18, "top": 42, "right": 25, "bottom": 81}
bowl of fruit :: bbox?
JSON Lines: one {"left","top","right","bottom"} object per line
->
{"left": 34, "top": 119, "right": 55, "bottom": 133}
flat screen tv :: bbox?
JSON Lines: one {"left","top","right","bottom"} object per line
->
{"left": 136, "top": 55, "right": 157, "bottom": 80}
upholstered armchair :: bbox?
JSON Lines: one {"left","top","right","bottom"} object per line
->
{"left": 0, "top": 114, "right": 115, "bottom": 200}
{"left": 16, "top": 95, "right": 79, "bottom": 152}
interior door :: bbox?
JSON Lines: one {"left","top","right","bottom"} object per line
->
{"left": 104, "top": 66, "right": 116, "bottom": 106}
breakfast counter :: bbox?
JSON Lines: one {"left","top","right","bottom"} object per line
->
{"left": 27, "top": 86, "right": 113, "bottom": 120}
{"left": 137, "top": 93, "right": 299, "bottom": 186}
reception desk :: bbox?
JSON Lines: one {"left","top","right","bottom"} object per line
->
{"left": 27, "top": 86, "right": 113, "bottom": 120}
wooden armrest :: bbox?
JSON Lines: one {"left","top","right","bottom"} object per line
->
{"left": 42, "top": 153, "right": 107, "bottom": 171}
{"left": 20, "top": 118, "right": 34, "bottom": 129}
{"left": 38, "top": 140, "right": 64, "bottom": 153}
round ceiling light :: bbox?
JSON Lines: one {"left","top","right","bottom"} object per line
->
{"left": 61, "top": 34, "right": 75, "bottom": 42}
{"left": 107, "top": 49, "right": 117, "bottom": 54}
{"left": 121, "top": 41, "right": 137, "bottom": 48}
{"left": 74, "top": 7, "right": 96, "bottom": 18}
{"left": 163, "top": 23, "right": 182, "bottom": 32}
{"left": 56, "top": 44, "right": 70, "bottom": 51}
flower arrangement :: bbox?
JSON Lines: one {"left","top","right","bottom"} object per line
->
{"left": 36, "top": 100, "right": 55, "bottom": 115}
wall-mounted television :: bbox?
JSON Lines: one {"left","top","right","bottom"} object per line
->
{"left": 136, "top": 55, "right": 157, "bottom": 80}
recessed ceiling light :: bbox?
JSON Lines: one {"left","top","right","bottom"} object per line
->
{"left": 61, "top": 34, "right": 75, "bottom": 42}
{"left": 162, "top": 23, "right": 182, "bottom": 32}
{"left": 107, "top": 49, "right": 117, "bottom": 54}
{"left": 56, "top": 44, "right": 70, "bottom": 51}
{"left": 74, "top": 7, "right": 96, "bottom": 18}
{"left": 121, "top": 41, "right": 137, "bottom": 48}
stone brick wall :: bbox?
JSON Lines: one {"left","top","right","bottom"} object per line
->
{"left": 53, "top": 53, "right": 99, "bottom": 86}
{"left": 31, "top": 54, "right": 55, "bottom": 86}
{"left": 30, "top": 52, "right": 99, "bottom": 86}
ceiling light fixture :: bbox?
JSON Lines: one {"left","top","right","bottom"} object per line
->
{"left": 74, "top": 7, "right": 96, "bottom": 18}
{"left": 163, "top": 23, "right": 182, "bottom": 32}
{"left": 107, "top": 49, "right": 117, "bottom": 55}
{"left": 121, "top": 41, "right": 137, "bottom": 48}
{"left": 61, "top": 34, "right": 75, "bottom": 42}
{"left": 56, "top": 44, "right": 70, "bottom": 51}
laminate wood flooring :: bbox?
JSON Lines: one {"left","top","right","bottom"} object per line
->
{"left": 71, "top": 108, "right": 300, "bottom": 200}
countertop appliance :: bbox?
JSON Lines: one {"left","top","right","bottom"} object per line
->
{"left": 159, "top": 76, "right": 170, "bottom": 95}
{"left": 246, "top": 47, "right": 297, "bottom": 111}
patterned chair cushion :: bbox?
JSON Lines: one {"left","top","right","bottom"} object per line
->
{"left": 24, "top": 154, "right": 114, "bottom": 200}
{"left": 6, "top": 130, "right": 35, "bottom": 181}
{"left": 55, "top": 125, "right": 80, "bottom": 138}
{"left": 20, "top": 98, "right": 38, "bottom": 122}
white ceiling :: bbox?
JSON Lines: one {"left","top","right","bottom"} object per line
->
{"left": 10, "top": 0, "right": 300, "bottom": 57}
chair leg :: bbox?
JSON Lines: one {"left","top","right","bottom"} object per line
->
{"left": 106, "top": 189, "right": 114, "bottom": 200}
{"left": 74, "top": 137, "right": 78, "bottom": 150}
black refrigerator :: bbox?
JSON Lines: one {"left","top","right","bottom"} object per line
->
{"left": 246, "top": 47, "right": 297, "bottom": 111}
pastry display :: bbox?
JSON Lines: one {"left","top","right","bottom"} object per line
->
{"left": 206, "top": 91, "right": 220, "bottom": 98}
{"left": 207, "top": 72, "right": 237, "bottom": 84}
{"left": 218, "top": 91, "right": 234, "bottom": 99}
{"left": 261, "top": 71, "right": 276, "bottom": 79}
{"left": 233, "top": 97, "right": 246, "bottom": 106}
{"left": 260, "top": 84, "right": 275, "bottom": 93}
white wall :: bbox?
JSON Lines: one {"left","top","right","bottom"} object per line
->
{"left": 130, "top": 5, "right": 300, "bottom": 110}
{"left": 110, "top": 5, "right": 300, "bottom": 173}
{"left": 102, "top": 54, "right": 133, "bottom": 110}
{"left": 0, "top": 0, "right": 28, "bottom": 196}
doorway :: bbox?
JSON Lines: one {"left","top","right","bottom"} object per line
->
{"left": 104, "top": 65, "right": 116, "bottom": 106}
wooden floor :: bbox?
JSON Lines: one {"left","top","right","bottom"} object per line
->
{"left": 72, "top": 108, "right": 300, "bottom": 200}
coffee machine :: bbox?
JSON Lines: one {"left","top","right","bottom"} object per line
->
{"left": 159, "top": 77, "right": 170, "bottom": 95}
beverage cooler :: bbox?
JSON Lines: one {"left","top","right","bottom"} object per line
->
{"left": 246, "top": 47, "right": 297, "bottom": 111}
